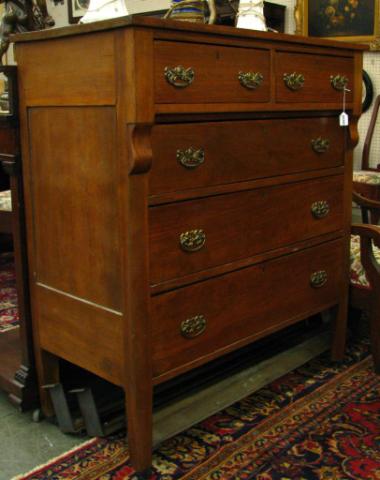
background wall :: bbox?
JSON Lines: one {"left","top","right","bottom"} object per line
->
{"left": 356, "top": 53, "right": 379, "bottom": 170}
{"left": 6, "top": 0, "right": 379, "bottom": 168}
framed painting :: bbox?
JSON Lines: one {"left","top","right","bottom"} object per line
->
{"left": 294, "top": 0, "right": 380, "bottom": 50}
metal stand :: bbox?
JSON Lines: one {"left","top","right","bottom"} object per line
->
{"left": 42, "top": 383, "right": 84, "bottom": 433}
{"left": 72, "top": 387, "right": 125, "bottom": 436}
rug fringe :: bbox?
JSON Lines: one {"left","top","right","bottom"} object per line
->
{"left": 11, "top": 437, "right": 98, "bottom": 480}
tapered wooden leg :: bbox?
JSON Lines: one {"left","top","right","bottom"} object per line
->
{"left": 331, "top": 302, "right": 348, "bottom": 361}
{"left": 124, "top": 171, "right": 153, "bottom": 473}
{"left": 125, "top": 381, "right": 153, "bottom": 473}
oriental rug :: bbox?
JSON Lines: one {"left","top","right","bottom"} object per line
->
{"left": 0, "top": 252, "right": 19, "bottom": 333}
{"left": 13, "top": 338, "right": 380, "bottom": 480}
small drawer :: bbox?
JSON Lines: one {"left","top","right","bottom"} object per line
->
{"left": 151, "top": 238, "right": 344, "bottom": 377}
{"left": 149, "top": 175, "right": 344, "bottom": 284}
{"left": 150, "top": 117, "right": 344, "bottom": 196}
{"left": 275, "top": 51, "right": 354, "bottom": 103}
{"left": 154, "top": 41, "right": 270, "bottom": 104}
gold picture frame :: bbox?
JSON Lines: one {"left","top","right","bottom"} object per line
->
{"left": 294, "top": 0, "right": 380, "bottom": 50}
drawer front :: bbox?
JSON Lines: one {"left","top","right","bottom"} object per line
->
{"left": 150, "top": 117, "right": 344, "bottom": 195}
{"left": 155, "top": 41, "right": 270, "bottom": 104}
{"left": 149, "top": 175, "right": 344, "bottom": 284}
{"left": 152, "top": 238, "right": 344, "bottom": 377}
{"left": 275, "top": 52, "right": 354, "bottom": 103}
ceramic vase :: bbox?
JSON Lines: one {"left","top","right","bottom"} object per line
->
{"left": 166, "top": 0, "right": 207, "bottom": 23}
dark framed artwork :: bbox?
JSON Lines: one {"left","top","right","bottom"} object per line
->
{"left": 264, "top": 1, "right": 286, "bottom": 33}
{"left": 294, "top": 0, "right": 380, "bottom": 50}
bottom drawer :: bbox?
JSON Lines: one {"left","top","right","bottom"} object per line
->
{"left": 152, "top": 238, "right": 344, "bottom": 378}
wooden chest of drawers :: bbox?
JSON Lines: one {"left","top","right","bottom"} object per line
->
{"left": 13, "top": 16, "right": 365, "bottom": 472}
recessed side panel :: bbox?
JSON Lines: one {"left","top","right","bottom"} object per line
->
{"left": 28, "top": 106, "right": 121, "bottom": 312}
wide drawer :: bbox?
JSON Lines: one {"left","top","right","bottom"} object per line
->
{"left": 151, "top": 238, "right": 344, "bottom": 377}
{"left": 275, "top": 51, "right": 354, "bottom": 103}
{"left": 154, "top": 41, "right": 270, "bottom": 104}
{"left": 150, "top": 117, "right": 345, "bottom": 196}
{"left": 149, "top": 175, "right": 344, "bottom": 284}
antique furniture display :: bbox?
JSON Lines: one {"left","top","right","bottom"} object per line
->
{"left": 351, "top": 191, "right": 380, "bottom": 372}
{"left": 0, "top": 66, "right": 37, "bottom": 410}
{"left": 353, "top": 94, "right": 380, "bottom": 223}
{"left": 12, "top": 17, "right": 364, "bottom": 472}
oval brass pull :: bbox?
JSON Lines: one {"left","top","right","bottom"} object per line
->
{"left": 283, "top": 72, "right": 305, "bottom": 91}
{"left": 238, "top": 71, "right": 264, "bottom": 90}
{"left": 164, "top": 66, "right": 195, "bottom": 88}
{"left": 180, "top": 229, "right": 206, "bottom": 252}
{"left": 310, "top": 271, "right": 328, "bottom": 288}
{"left": 177, "top": 147, "right": 205, "bottom": 169}
{"left": 330, "top": 75, "right": 349, "bottom": 91}
{"left": 311, "top": 201, "right": 330, "bottom": 219}
{"left": 311, "top": 137, "right": 330, "bottom": 154}
{"left": 180, "top": 315, "right": 207, "bottom": 339}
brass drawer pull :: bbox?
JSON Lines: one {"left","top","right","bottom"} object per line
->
{"left": 238, "top": 71, "right": 264, "bottom": 90}
{"left": 180, "top": 229, "right": 206, "bottom": 252}
{"left": 310, "top": 271, "right": 328, "bottom": 288}
{"left": 181, "top": 315, "right": 207, "bottom": 339}
{"left": 311, "top": 137, "right": 330, "bottom": 154}
{"left": 164, "top": 66, "right": 195, "bottom": 88}
{"left": 330, "top": 75, "right": 349, "bottom": 91}
{"left": 283, "top": 72, "right": 305, "bottom": 91}
{"left": 177, "top": 147, "right": 205, "bottom": 169}
{"left": 311, "top": 201, "right": 330, "bottom": 219}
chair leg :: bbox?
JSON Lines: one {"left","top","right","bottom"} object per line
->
{"left": 369, "top": 295, "right": 380, "bottom": 374}
{"left": 331, "top": 303, "right": 347, "bottom": 361}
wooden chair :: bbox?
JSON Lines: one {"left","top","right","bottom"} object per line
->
{"left": 353, "top": 95, "right": 380, "bottom": 224}
{"left": 0, "top": 66, "right": 38, "bottom": 410}
{"left": 350, "top": 191, "right": 380, "bottom": 373}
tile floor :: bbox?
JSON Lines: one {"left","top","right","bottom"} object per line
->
{"left": 0, "top": 392, "right": 85, "bottom": 480}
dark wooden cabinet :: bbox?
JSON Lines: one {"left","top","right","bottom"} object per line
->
{"left": 0, "top": 67, "right": 37, "bottom": 410}
{"left": 13, "top": 17, "right": 365, "bottom": 472}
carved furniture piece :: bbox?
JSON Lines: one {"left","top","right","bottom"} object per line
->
{"left": 353, "top": 95, "right": 380, "bottom": 224}
{"left": 351, "top": 191, "right": 380, "bottom": 372}
{"left": 0, "top": 66, "right": 37, "bottom": 410}
{"left": 13, "top": 17, "right": 364, "bottom": 472}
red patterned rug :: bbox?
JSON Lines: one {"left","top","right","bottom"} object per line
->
{"left": 0, "top": 252, "right": 19, "bottom": 333}
{"left": 14, "top": 338, "right": 380, "bottom": 480}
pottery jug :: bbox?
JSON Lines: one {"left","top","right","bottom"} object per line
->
{"left": 236, "top": 0, "right": 267, "bottom": 31}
